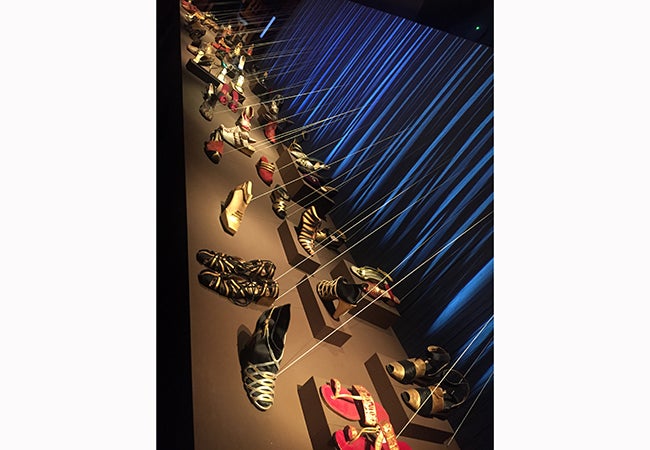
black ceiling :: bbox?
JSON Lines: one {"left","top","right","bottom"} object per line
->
{"left": 350, "top": 0, "right": 493, "bottom": 47}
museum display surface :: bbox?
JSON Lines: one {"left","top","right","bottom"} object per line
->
{"left": 159, "top": 1, "right": 494, "bottom": 449}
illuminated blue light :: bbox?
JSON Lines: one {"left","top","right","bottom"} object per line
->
{"left": 260, "top": 16, "right": 276, "bottom": 39}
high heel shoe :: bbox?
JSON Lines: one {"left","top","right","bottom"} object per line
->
{"left": 385, "top": 345, "right": 450, "bottom": 385}
{"left": 204, "top": 129, "right": 223, "bottom": 164}
{"left": 196, "top": 249, "right": 276, "bottom": 280}
{"left": 314, "top": 228, "right": 346, "bottom": 250}
{"left": 270, "top": 184, "right": 290, "bottom": 219}
{"left": 240, "top": 304, "right": 291, "bottom": 410}
{"left": 220, "top": 180, "right": 253, "bottom": 235}
{"left": 316, "top": 276, "right": 368, "bottom": 321}
{"left": 197, "top": 269, "right": 279, "bottom": 306}
{"left": 400, "top": 369, "right": 470, "bottom": 418}
{"left": 296, "top": 205, "right": 322, "bottom": 255}
{"left": 363, "top": 281, "right": 400, "bottom": 306}
{"left": 350, "top": 265, "right": 393, "bottom": 283}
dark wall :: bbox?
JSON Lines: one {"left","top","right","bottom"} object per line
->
{"left": 255, "top": 0, "right": 494, "bottom": 447}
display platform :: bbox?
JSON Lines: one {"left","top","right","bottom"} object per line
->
{"left": 296, "top": 275, "right": 352, "bottom": 347}
{"left": 365, "top": 352, "right": 455, "bottom": 443}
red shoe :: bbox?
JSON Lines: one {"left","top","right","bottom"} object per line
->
{"left": 256, "top": 156, "right": 276, "bottom": 186}
{"left": 264, "top": 122, "right": 277, "bottom": 143}
{"left": 204, "top": 137, "right": 223, "bottom": 164}
{"left": 229, "top": 89, "right": 240, "bottom": 112}
{"left": 217, "top": 83, "right": 230, "bottom": 105}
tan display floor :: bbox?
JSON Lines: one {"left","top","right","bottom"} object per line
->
{"left": 177, "top": 10, "right": 461, "bottom": 449}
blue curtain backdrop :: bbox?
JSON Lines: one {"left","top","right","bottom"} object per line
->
{"left": 257, "top": 1, "right": 494, "bottom": 447}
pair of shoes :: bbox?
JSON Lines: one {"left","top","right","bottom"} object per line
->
{"left": 196, "top": 249, "right": 279, "bottom": 306}
{"left": 386, "top": 347, "right": 469, "bottom": 418}
{"left": 316, "top": 276, "right": 368, "bottom": 321}
{"left": 270, "top": 184, "right": 290, "bottom": 219}
{"left": 240, "top": 304, "right": 291, "bottom": 410}
{"left": 256, "top": 156, "right": 276, "bottom": 186}
{"left": 320, "top": 379, "right": 411, "bottom": 450}
{"left": 220, "top": 180, "right": 253, "bottom": 235}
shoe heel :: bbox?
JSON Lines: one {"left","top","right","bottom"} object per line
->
{"left": 332, "top": 299, "right": 355, "bottom": 321}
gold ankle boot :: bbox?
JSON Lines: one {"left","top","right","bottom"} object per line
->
{"left": 220, "top": 180, "right": 253, "bottom": 235}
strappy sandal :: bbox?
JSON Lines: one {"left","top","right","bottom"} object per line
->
{"left": 270, "top": 185, "right": 290, "bottom": 219}
{"left": 240, "top": 304, "right": 291, "bottom": 410}
{"left": 363, "top": 281, "right": 400, "bottom": 306}
{"left": 197, "top": 269, "right": 279, "bottom": 306}
{"left": 333, "top": 423, "right": 412, "bottom": 450}
{"left": 315, "top": 228, "right": 347, "bottom": 250}
{"left": 350, "top": 265, "right": 393, "bottom": 283}
{"left": 385, "top": 345, "right": 450, "bottom": 385}
{"left": 196, "top": 249, "right": 276, "bottom": 280}
{"left": 320, "top": 378, "right": 388, "bottom": 425}
{"left": 400, "top": 369, "right": 470, "bottom": 418}
{"left": 317, "top": 277, "right": 368, "bottom": 321}
{"left": 256, "top": 156, "right": 276, "bottom": 186}
{"left": 296, "top": 205, "right": 322, "bottom": 255}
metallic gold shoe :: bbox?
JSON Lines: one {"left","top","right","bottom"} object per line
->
{"left": 220, "top": 181, "right": 253, "bottom": 235}
{"left": 350, "top": 265, "right": 393, "bottom": 283}
{"left": 316, "top": 276, "right": 368, "bottom": 321}
{"left": 385, "top": 346, "right": 450, "bottom": 384}
{"left": 296, "top": 205, "right": 322, "bottom": 255}
{"left": 400, "top": 369, "right": 470, "bottom": 418}
{"left": 198, "top": 269, "right": 279, "bottom": 306}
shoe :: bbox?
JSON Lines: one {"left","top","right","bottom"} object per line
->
{"left": 220, "top": 180, "right": 253, "bottom": 235}
{"left": 314, "top": 228, "right": 346, "bottom": 250}
{"left": 316, "top": 276, "right": 368, "bottom": 321}
{"left": 240, "top": 304, "right": 291, "bottom": 410}
{"left": 333, "top": 423, "right": 411, "bottom": 450}
{"left": 296, "top": 205, "right": 322, "bottom": 255}
{"left": 303, "top": 174, "right": 321, "bottom": 189}
{"left": 218, "top": 124, "right": 255, "bottom": 154}
{"left": 196, "top": 249, "right": 276, "bottom": 280}
{"left": 295, "top": 157, "right": 331, "bottom": 172}
{"left": 350, "top": 266, "right": 393, "bottom": 284}
{"left": 236, "top": 105, "right": 254, "bottom": 132}
{"left": 385, "top": 346, "right": 451, "bottom": 385}
{"left": 228, "top": 89, "right": 240, "bottom": 112}
{"left": 199, "top": 95, "right": 217, "bottom": 121}
{"left": 363, "top": 281, "right": 400, "bottom": 306}
{"left": 217, "top": 83, "right": 230, "bottom": 104}
{"left": 256, "top": 156, "right": 276, "bottom": 186}
{"left": 400, "top": 369, "right": 470, "bottom": 418}
{"left": 270, "top": 185, "right": 290, "bottom": 219}
{"left": 264, "top": 122, "right": 277, "bottom": 143}
{"left": 320, "top": 378, "right": 389, "bottom": 425}
{"left": 204, "top": 130, "right": 223, "bottom": 164}
{"left": 197, "top": 269, "right": 279, "bottom": 306}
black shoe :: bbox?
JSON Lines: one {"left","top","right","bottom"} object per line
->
{"left": 239, "top": 304, "right": 291, "bottom": 411}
